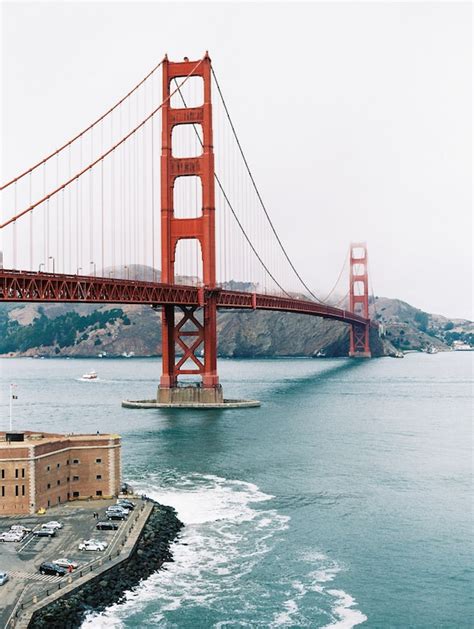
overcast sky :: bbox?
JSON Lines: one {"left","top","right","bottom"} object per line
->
{"left": 1, "top": 1, "right": 472, "bottom": 319}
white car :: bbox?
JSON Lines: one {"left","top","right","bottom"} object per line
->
{"left": 78, "top": 541, "right": 104, "bottom": 552}
{"left": 42, "top": 521, "right": 63, "bottom": 530}
{"left": 87, "top": 538, "right": 108, "bottom": 549}
{"left": 10, "top": 525, "right": 32, "bottom": 534}
{"left": 106, "top": 509, "right": 128, "bottom": 516}
{"left": 53, "top": 557, "right": 79, "bottom": 570}
{"left": 0, "top": 572, "right": 9, "bottom": 586}
{"left": 0, "top": 531, "right": 24, "bottom": 542}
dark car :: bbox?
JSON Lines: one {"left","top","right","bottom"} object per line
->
{"left": 39, "top": 562, "right": 67, "bottom": 577}
{"left": 33, "top": 529, "right": 56, "bottom": 538}
{"left": 96, "top": 521, "right": 118, "bottom": 530}
{"left": 106, "top": 512, "right": 127, "bottom": 521}
{"left": 117, "top": 500, "right": 135, "bottom": 510}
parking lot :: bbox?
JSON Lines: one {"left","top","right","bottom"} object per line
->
{"left": 0, "top": 498, "right": 138, "bottom": 626}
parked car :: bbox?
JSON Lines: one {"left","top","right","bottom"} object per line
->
{"left": 107, "top": 505, "right": 129, "bottom": 514}
{"left": 39, "top": 562, "right": 67, "bottom": 577}
{"left": 53, "top": 557, "right": 79, "bottom": 570}
{"left": 117, "top": 499, "right": 135, "bottom": 510}
{"left": 87, "top": 538, "right": 108, "bottom": 548}
{"left": 96, "top": 521, "right": 118, "bottom": 531}
{"left": 0, "top": 531, "right": 24, "bottom": 542}
{"left": 9, "top": 531, "right": 25, "bottom": 541}
{"left": 42, "top": 521, "right": 63, "bottom": 530}
{"left": 107, "top": 504, "right": 129, "bottom": 512}
{"left": 78, "top": 540, "right": 105, "bottom": 552}
{"left": 106, "top": 512, "right": 127, "bottom": 521}
{"left": 0, "top": 571, "right": 9, "bottom": 585}
{"left": 10, "top": 525, "right": 32, "bottom": 534}
{"left": 33, "top": 529, "right": 56, "bottom": 538}
{"left": 114, "top": 506, "right": 132, "bottom": 514}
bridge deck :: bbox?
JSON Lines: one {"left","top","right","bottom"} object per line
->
{"left": 0, "top": 270, "right": 369, "bottom": 327}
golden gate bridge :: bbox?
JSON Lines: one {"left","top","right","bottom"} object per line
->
{"left": 0, "top": 53, "right": 374, "bottom": 407}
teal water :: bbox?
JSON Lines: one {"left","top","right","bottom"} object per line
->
{"left": 0, "top": 354, "right": 472, "bottom": 628}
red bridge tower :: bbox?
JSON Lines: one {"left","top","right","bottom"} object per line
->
{"left": 349, "top": 242, "right": 371, "bottom": 358}
{"left": 158, "top": 53, "right": 223, "bottom": 404}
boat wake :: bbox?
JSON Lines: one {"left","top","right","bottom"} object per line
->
{"left": 82, "top": 473, "right": 366, "bottom": 628}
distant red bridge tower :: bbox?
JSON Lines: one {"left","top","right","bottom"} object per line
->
{"left": 349, "top": 243, "right": 371, "bottom": 358}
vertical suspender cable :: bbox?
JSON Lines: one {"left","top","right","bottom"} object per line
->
{"left": 211, "top": 66, "right": 325, "bottom": 303}
{"left": 151, "top": 113, "right": 155, "bottom": 281}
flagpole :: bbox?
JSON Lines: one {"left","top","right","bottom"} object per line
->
{"left": 9, "top": 384, "right": 13, "bottom": 432}
{"left": 9, "top": 384, "right": 17, "bottom": 432}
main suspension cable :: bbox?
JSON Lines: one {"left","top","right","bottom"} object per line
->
{"left": 0, "top": 60, "right": 203, "bottom": 230}
{"left": 1, "top": 59, "right": 164, "bottom": 191}
{"left": 211, "top": 66, "right": 325, "bottom": 304}
{"left": 172, "top": 78, "right": 291, "bottom": 298}
{"left": 321, "top": 248, "right": 349, "bottom": 303}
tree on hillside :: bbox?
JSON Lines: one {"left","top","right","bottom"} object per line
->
{"left": 414, "top": 311, "right": 429, "bottom": 332}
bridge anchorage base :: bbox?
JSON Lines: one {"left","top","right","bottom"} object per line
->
{"left": 122, "top": 384, "right": 260, "bottom": 409}
{"left": 349, "top": 351, "right": 372, "bottom": 359}
{"left": 158, "top": 384, "right": 224, "bottom": 405}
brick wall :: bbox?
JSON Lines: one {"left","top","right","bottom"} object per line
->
{"left": 0, "top": 433, "right": 121, "bottom": 515}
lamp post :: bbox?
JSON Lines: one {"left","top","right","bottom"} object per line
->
{"left": 38, "top": 263, "right": 45, "bottom": 273}
{"left": 48, "top": 256, "right": 55, "bottom": 273}
{"left": 124, "top": 265, "right": 129, "bottom": 280}
{"left": 90, "top": 261, "right": 96, "bottom": 277}
{"left": 108, "top": 271, "right": 114, "bottom": 278}
{"left": 76, "top": 267, "right": 82, "bottom": 275}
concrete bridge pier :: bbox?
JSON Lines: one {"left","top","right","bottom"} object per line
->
{"left": 157, "top": 383, "right": 224, "bottom": 405}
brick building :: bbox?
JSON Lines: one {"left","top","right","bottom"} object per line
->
{"left": 0, "top": 431, "right": 121, "bottom": 515}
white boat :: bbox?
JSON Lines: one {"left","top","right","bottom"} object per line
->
{"left": 81, "top": 370, "right": 98, "bottom": 380}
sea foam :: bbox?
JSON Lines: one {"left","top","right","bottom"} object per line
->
{"left": 82, "top": 473, "right": 366, "bottom": 628}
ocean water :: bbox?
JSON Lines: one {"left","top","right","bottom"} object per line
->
{"left": 0, "top": 353, "right": 472, "bottom": 628}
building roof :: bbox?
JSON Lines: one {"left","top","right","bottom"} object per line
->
{"left": 0, "top": 430, "right": 120, "bottom": 449}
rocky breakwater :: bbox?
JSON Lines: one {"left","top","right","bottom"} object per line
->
{"left": 29, "top": 502, "right": 183, "bottom": 628}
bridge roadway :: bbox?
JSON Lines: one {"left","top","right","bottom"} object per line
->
{"left": 0, "top": 269, "right": 369, "bottom": 328}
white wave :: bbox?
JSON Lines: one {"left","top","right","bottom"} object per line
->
{"left": 82, "top": 473, "right": 366, "bottom": 629}
{"left": 82, "top": 473, "right": 289, "bottom": 628}
{"left": 306, "top": 554, "right": 367, "bottom": 628}
{"left": 322, "top": 590, "right": 368, "bottom": 629}
{"left": 271, "top": 598, "right": 300, "bottom": 627}
{"left": 268, "top": 552, "right": 366, "bottom": 629}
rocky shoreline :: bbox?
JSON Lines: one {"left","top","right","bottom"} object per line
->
{"left": 29, "top": 502, "right": 184, "bottom": 628}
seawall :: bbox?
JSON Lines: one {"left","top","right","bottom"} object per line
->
{"left": 27, "top": 502, "right": 183, "bottom": 628}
